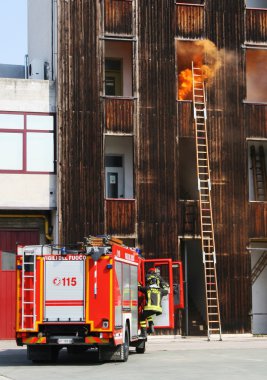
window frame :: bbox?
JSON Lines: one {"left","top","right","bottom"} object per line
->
{"left": 0, "top": 111, "right": 56, "bottom": 174}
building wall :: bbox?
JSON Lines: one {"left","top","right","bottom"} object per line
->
{"left": 57, "top": 0, "right": 267, "bottom": 332}
{"left": 0, "top": 79, "right": 56, "bottom": 112}
{"left": 57, "top": 0, "right": 104, "bottom": 241}
{"left": 27, "top": 0, "right": 57, "bottom": 80}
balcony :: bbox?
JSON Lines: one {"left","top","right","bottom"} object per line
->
{"left": 246, "top": 8, "right": 267, "bottom": 43}
{"left": 104, "top": 97, "right": 134, "bottom": 133}
{"left": 249, "top": 202, "right": 267, "bottom": 238}
{"left": 104, "top": 0, "right": 133, "bottom": 36}
{"left": 105, "top": 198, "right": 136, "bottom": 235}
{"left": 175, "top": 3, "right": 205, "bottom": 39}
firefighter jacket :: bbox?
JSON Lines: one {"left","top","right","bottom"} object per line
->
{"left": 139, "top": 273, "right": 169, "bottom": 315}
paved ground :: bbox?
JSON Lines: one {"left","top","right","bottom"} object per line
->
{"left": 0, "top": 335, "right": 267, "bottom": 380}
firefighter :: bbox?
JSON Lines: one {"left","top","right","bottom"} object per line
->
{"left": 139, "top": 267, "right": 169, "bottom": 337}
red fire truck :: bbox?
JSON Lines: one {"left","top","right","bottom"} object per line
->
{"left": 15, "top": 238, "right": 184, "bottom": 362}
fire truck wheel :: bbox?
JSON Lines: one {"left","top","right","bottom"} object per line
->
{"left": 136, "top": 340, "right": 146, "bottom": 354}
{"left": 121, "top": 326, "right": 129, "bottom": 362}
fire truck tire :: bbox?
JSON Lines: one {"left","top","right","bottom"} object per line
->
{"left": 136, "top": 340, "right": 146, "bottom": 354}
{"left": 120, "top": 325, "right": 130, "bottom": 362}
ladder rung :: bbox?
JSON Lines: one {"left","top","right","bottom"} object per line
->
{"left": 23, "top": 301, "right": 34, "bottom": 304}
{"left": 24, "top": 288, "right": 34, "bottom": 291}
{"left": 24, "top": 315, "right": 35, "bottom": 317}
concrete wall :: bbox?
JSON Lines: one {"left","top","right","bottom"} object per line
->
{"left": 0, "top": 78, "right": 56, "bottom": 112}
{"left": 0, "top": 78, "right": 56, "bottom": 211}
{"left": 28, "top": 0, "right": 57, "bottom": 80}
{"left": 0, "top": 174, "right": 56, "bottom": 210}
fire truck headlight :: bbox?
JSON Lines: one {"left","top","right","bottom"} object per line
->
{"left": 102, "top": 319, "right": 109, "bottom": 329}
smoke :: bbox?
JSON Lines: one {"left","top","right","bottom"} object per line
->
{"left": 177, "top": 39, "right": 223, "bottom": 100}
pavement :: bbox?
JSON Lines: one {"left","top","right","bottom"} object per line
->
{"left": 0, "top": 334, "right": 267, "bottom": 380}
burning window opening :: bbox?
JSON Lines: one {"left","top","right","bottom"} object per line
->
{"left": 246, "top": 0, "right": 267, "bottom": 9}
{"left": 246, "top": 49, "right": 267, "bottom": 103}
{"left": 176, "top": 39, "right": 222, "bottom": 101}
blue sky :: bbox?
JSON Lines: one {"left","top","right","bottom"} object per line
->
{"left": 0, "top": 0, "right": 27, "bottom": 65}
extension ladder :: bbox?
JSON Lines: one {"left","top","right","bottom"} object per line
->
{"left": 21, "top": 249, "right": 36, "bottom": 330}
{"left": 192, "top": 62, "right": 222, "bottom": 341}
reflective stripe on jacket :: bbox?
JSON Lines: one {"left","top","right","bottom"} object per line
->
{"left": 143, "top": 288, "right": 164, "bottom": 313}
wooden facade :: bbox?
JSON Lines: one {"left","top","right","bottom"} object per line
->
{"left": 57, "top": 1, "right": 267, "bottom": 333}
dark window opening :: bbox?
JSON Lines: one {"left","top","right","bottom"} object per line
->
{"left": 105, "top": 155, "right": 123, "bottom": 167}
{"left": 179, "top": 138, "right": 198, "bottom": 200}
{"left": 105, "top": 58, "right": 123, "bottom": 96}
{"left": 248, "top": 141, "right": 267, "bottom": 201}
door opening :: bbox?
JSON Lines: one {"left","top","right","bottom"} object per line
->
{"left": 181, "top": 239, "right": 206, "bottom": 336}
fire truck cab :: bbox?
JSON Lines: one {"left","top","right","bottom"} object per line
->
{"left": 16, "top": 239, "right": 183, "bottom": 362}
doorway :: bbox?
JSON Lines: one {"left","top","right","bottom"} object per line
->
{"left": 181, "top": 238, "right": 206, "bottom": 336}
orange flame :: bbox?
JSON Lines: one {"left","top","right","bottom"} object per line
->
{"left": 178, "top": 68, "right": 193, "bottom": 100}
{"left": 177, "top": 39, "right": 222, "bottom": 100}
{"left": 178, "top": 64, "right": 215, "bottom": 100}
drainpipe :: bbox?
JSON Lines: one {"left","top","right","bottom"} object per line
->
{"left": 0, "top": 215, "right": 53, "bottom": 242}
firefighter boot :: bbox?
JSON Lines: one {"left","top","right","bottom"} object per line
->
{"left": 140, "top": 327, "right": 147, "bottom": 338}
{"left": 147, "top": 321, "right": 155, "bottom": 334}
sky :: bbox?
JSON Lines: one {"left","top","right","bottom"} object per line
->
{"left": 0, "top": 0, "right": 27, "bottom": 65}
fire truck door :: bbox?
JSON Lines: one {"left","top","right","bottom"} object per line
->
{"left": 44, "top": 257, "right": 85, "bottom": 322}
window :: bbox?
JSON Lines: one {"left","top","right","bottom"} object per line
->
{"left": 105, "top": 59, "right": 123, "bottom": 96}
{"left": 246, "top": 0, "right": 267, "bottom": 8}
{"left": 0, "top": 112, "right": 55, "bottom": 173}
{"left": 246, "top": 49, "right": 267, "bottom": 103}
{"left": 1, "top": 251, "right": 16, "bottom": 271}
{"left": 248, "top": 141, "right": 267, "bottom": 201}
{"left": 176, "top": 39, "right": 221, "bottom": 101}
{"left": 105, "top": 155, "right": 124, "bottom": 198}
{"left": 104, "top": 136, "right": 134, "bottom": 199}
{"left": 105, "top": 41, "right": 133, "bottom": 97}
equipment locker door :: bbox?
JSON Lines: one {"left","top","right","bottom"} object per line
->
{"left": 44, "top": 256, "right": 85, "bottom": 322}
{"left": 143, "top": 259, "right": 184, "bottom": 329}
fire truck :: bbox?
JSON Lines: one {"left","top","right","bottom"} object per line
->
{"left": 15, "top": 237, "right": 184, "bottom": 362}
